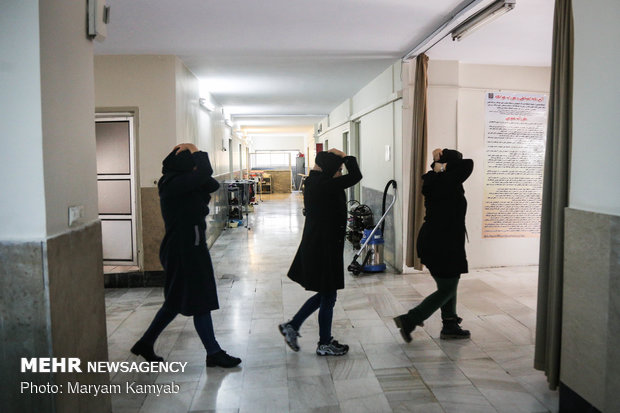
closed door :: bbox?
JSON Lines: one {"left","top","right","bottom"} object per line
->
{"left": 95, "top": 115, "right": 137, "bottom": 265}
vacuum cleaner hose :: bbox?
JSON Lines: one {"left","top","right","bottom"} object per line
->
{"left": 380, "top": 180, "right": 397, "bottom": 234}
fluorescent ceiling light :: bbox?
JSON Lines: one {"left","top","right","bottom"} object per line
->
{"left": 401, "top": 0, "right": 487, "bottom": 61}
{"left": 232, "top": 114, "right": 325, "bottom": 118}
{"left": 199, "top": 98, "right": 215, "bottom": 112}
{"left": 451, "top": 0, "right": 516, "bottom": 41}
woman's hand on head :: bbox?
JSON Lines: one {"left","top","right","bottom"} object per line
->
{"left": 433, "top": 162, "right": 446, "bottom": 173}
{"left": 175, "top": 143, "right": 199, "bottom": 154}
{"left": 432, "top": 148, "right": 443, "bottom": 162}
{"left": 327, "top": 148, "right": 346, "bottom": 158}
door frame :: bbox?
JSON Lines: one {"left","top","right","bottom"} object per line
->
{"left": 350, "top": 121, "right": 361, "bottom": 201}
{"left": 95, "top": 113, "right": 139, "bottom": 266}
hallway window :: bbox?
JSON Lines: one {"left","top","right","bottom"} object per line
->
{"left": 250, "top": 151, "right": 294, "bottom": 170}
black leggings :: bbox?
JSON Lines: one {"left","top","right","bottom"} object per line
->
{"left": 141, "top": 305, "right": 222, "bottom": 355}
{"left": 405, "top": 272, "right": 460, "bottom": 324}
{"left": 289, "top": 291, "right": 337, "bottom": 345}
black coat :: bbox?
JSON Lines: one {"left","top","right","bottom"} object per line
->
{"left": 288, "top": 156, "right": 362, "bottom": 292}
{"left": 416, "top": 157, "right": 474, "bottom": 277}
{"left": 158, "top": 151, "right": 221, "bottom": 316}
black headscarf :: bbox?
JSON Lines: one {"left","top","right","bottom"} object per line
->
{"left": 162, "top": 148, "right": 195, "bottom": 174}
{"left": 315, "top": 151, "right": 344, "bottom": 177}
{"left": 438, "top": 148, "right": 463, "bottom": 163}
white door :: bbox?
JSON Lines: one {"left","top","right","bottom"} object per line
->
{"left": 95, "top": 115, "right": 138, "bottom": 265}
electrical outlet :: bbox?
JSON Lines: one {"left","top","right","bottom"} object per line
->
{"left": 68, "top": 205, "right": 84, "bottom": 227}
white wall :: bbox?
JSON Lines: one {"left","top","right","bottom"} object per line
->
{"left": 318, "top": 61, "right": 404, "bottom": 270}
{"left": 0, "top": 1, "right": 100, "bottom": 239}
{"left": 318, "top": 123, "right": 348, "bottom": 152}
{"left": 0, "top": 2, "right": 47, "bottom": 240}
{"left": 329, "top": 100, "right": 351, "bottom": 126}
{"left": 175, "top": 60, "right": 232, "bottom": 177}
{"left": 571, "top": 0, "right": 620, "bottom": 216}
{"left": 196, "top": 93, "right": 229, "bottom": 176}
{"left": 359, "top": 104, "right": 396, "bottom": 191}
{"left": 175, "top": 59, "right": 200, "bottom": 145}
{"left": 352, "top": 63, "right": 401, "bottom": 115}
{"left": 417, "top": 60, "right": 551, "bottom": 269}
{"left": 95, "top": 55, "right": 177, "bottom": 187}
{"left": 252, "top": 135, "right": 305, "bottom": 152}
{"left": 40, "top": 0, "right": 99, "bottom": 237}
{"left": 231, "top": 134, "right": 242, "bottom": 176}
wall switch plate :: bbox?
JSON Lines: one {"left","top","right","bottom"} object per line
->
{"left": 385, "top": 145, "right": 391, "bottom": 161}
{"left": 68, "top": 205, "right": 84, "bottom": 227}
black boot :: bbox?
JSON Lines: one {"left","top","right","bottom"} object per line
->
{"left": 206, "top": 350, "right": 241, "bottom": 368}
{"left": 440, "top": 317, "right": 470, "bottom": 339}
{"left": 130, "top": 340, "right": 164, "bottom": 362}
{"left": 393, "top": 315, "right": 424, "bottom": 343}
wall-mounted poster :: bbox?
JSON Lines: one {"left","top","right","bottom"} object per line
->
{"left": 483, "top": 92, "right": 548, "bottom": 238}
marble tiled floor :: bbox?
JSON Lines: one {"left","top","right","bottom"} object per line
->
{"left": 104, "top": 265, "right": 140, "bottom": 274}
{"left": 105, "top": 193, "right": 558, "bottom": 413}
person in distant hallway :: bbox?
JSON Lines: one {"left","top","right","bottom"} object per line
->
{"left": 394, "top": 148, "right": 473, "bottom": 343}
{"left": 279, "top": 148, "right": 362, "bottom": 356}
{"left": 131, "top": 143, "right": 241, "bottom": 368}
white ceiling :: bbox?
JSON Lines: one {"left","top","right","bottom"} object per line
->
{"left": 95, "top": 0, "right": 554, "bottom": 132}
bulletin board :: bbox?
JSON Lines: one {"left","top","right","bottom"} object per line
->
{"left": 482, "top": 92, "right": 548, "bottom": 238}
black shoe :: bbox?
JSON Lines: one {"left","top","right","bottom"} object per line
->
{"left": 130, "top": 340, "right": 164, "bottom": 362}
{"left": 440, "top": 317, "right": 471, "bottom": 339}
{"left": 206, "top": 350, "right": 242, "bottom": 368}
{"left": 393, "top": 315, "right": 424, "bottom": 343}
{"left": 316, "top": 338, "right": 349, "bottom": 356}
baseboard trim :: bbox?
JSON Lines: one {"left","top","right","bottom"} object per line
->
{"left": 104, "top": 271, "right": 165, "bottom": 288}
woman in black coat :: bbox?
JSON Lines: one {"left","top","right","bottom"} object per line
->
{"left": 279, "top": 149, "right": 362, "bottom": 356}
{"left": 131, "top": 143, "right": 240, "bottom": 368}
{"left": 394, "top": 148, "right": 474, "bottom": 343}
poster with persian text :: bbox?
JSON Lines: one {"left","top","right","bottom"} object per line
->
{"left": 483, "top": 92, "right": 548, "bottom": 238}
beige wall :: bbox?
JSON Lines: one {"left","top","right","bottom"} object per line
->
{"left": 41, "top": 0, "right": 100, "bottom": 237}
{"left": 95, "top": 56, "right": 234, "bottom": 270}
{"left": 403, "top": 60, "right": 551, "bottom": 270}
{"left": 95, "top": 55, "right": 177, "bottom": 188}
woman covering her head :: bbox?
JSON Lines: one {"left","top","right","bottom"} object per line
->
{"left": 279, "top": 149, "right": 362, "bottom": 356}
{"left": 394, "top": 148, "right": 474, "bottom": 343}
{"left": 130, "top": 143, "right": 241, "bottom": 368}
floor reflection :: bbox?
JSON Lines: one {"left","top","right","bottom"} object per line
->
{"left": 105, "top": 192, "right": 558, "bottom": 413}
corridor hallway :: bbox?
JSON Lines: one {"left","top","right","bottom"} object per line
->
{"left": 105, "top": 193, "right": 558, "bottom": 413}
